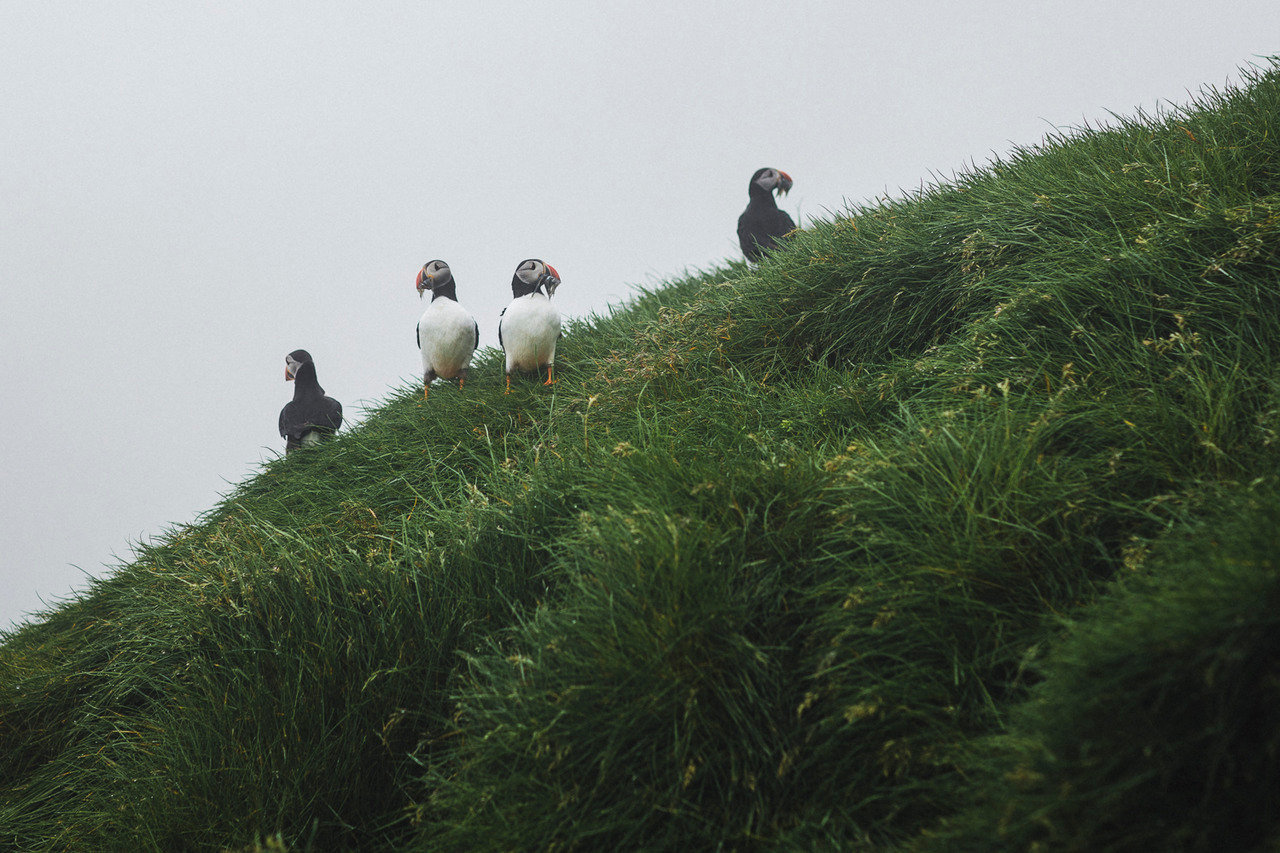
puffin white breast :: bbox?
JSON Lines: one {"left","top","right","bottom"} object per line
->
{"left": 500, "top": 293, "right": 561, "bottom": 373}
{"left": 419, "top": 298, "right": 478, "bottom": 379}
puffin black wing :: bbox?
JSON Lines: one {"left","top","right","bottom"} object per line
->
{"left": 316, "top": 396, "right": 343, "bottom": 433}
{"left": 738, "top": 206, "right": 796, "bottom": 261}
{"left": 279, "top": 401, "right": 307, "bottom": 449}
{"left": 473, "top": 319, "right": 480, "bottom": 350}
{"left": 279, "top": 397, "right": 342, "bottom": 450}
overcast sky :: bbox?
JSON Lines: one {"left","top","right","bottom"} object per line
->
{"left": 2, "top": 2, "right": 1276, "bottom": 631}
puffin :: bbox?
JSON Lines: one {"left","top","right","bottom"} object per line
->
{"left": 415, "top": 259, "right": 479, "bottom": 398}
{"left": 278, "top": 349, "right": 343, "bottom": 453}
{"left": 737, "top": 167, "right": 796, "bottom": 262}
{"left": 497, "top": 258, "right": 561, "bottom": 392}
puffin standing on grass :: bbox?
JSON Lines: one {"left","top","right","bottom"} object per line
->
{"left": 498, "top": 258, "right": 561, "bottom": 392}
{"left": 415, "top": 259, "right": 479, "bottom": 398}
{"left": 279, "top": 349, "right": 343, "bottom": 453}
{"left": 737, "top": 167, "right": 796, "bottom": 262}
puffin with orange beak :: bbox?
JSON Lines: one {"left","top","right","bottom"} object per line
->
{"left": 415, "top": 259, "right": 479, "bottom": 398}
{"left": 497, "top": 258, "right": 561, "bottom": 392}
{"left": 279, "top": 349, "right": 343, "bottom": 453}
{"left": 737, "top": 167, "right": 796, "bottom": 262}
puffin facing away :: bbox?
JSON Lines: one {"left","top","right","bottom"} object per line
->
{"left": 278, "top": 349, "right": 343, "bottom": 453}
{"left": 737, "top": 167, "right": 796, "bottom": 262}
{"left": 415, "top": 259, "right": 479, "bottom": 398}
{"left": 497, "top": 259, "right": 561, "bottom": 392}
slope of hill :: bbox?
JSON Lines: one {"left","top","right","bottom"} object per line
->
{"left": 4, "top": 61, "right": 1280, "bottom": 851}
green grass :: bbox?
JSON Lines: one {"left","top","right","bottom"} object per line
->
{"left": 4, "top": 60, "right": 1280, "bottom": 850}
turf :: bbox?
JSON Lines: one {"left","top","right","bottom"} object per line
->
{"left": 3, "top": 60, "right": 1280, "bottom": 851}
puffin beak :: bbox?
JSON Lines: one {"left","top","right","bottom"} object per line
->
{"left": 777, "top": 171, "right": 793, "bottom": 195}
{"left": 285, "top": 369, "right": 294, "bottom": 381}
{"left": 416, "top": 267, "right": 428, "bottom": 298}
{"left": 543, "top": 263, "right": 561, "bottom": 295}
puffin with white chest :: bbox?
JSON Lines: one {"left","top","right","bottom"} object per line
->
{"left": 415, "top": 259, "right": 479, "bottom": 398}
{"left": 498, "top": 258, "right": 561, "bottom": 392}
{"left": 737, "top": 167, "right": 796, "bottom": 262}
{"left": 278, "top": 349, "right": 343, "bottom": 453}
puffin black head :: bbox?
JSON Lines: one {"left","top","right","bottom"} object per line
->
{"left": 511, "top": 258, "right": 561, "bottom": 298}
{"left": 749, "top": 167, "right": 793, "bottom": 199}
{"left": 415, "top": 259, "right": 454, "bottom": 300}
{"left": 285, "top": 349, "right": 313, "bottom": 382}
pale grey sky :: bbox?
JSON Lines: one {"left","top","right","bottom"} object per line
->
{"left": 2, "top": 2, "right": 1276, "bottom": 630}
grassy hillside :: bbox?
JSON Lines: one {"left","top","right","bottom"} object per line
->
{"left": 5, "top": 61, "right": 1280, "bottom": 851}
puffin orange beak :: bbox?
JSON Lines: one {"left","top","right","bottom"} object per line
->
{"left": 778, "top": 171, "right": 793, "bottom": 194}
{"left": 543, "top": 263, "right": 561, "bottom": 296}
{"left": 415, "top": 267, "right": 428, "bottom": 297}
